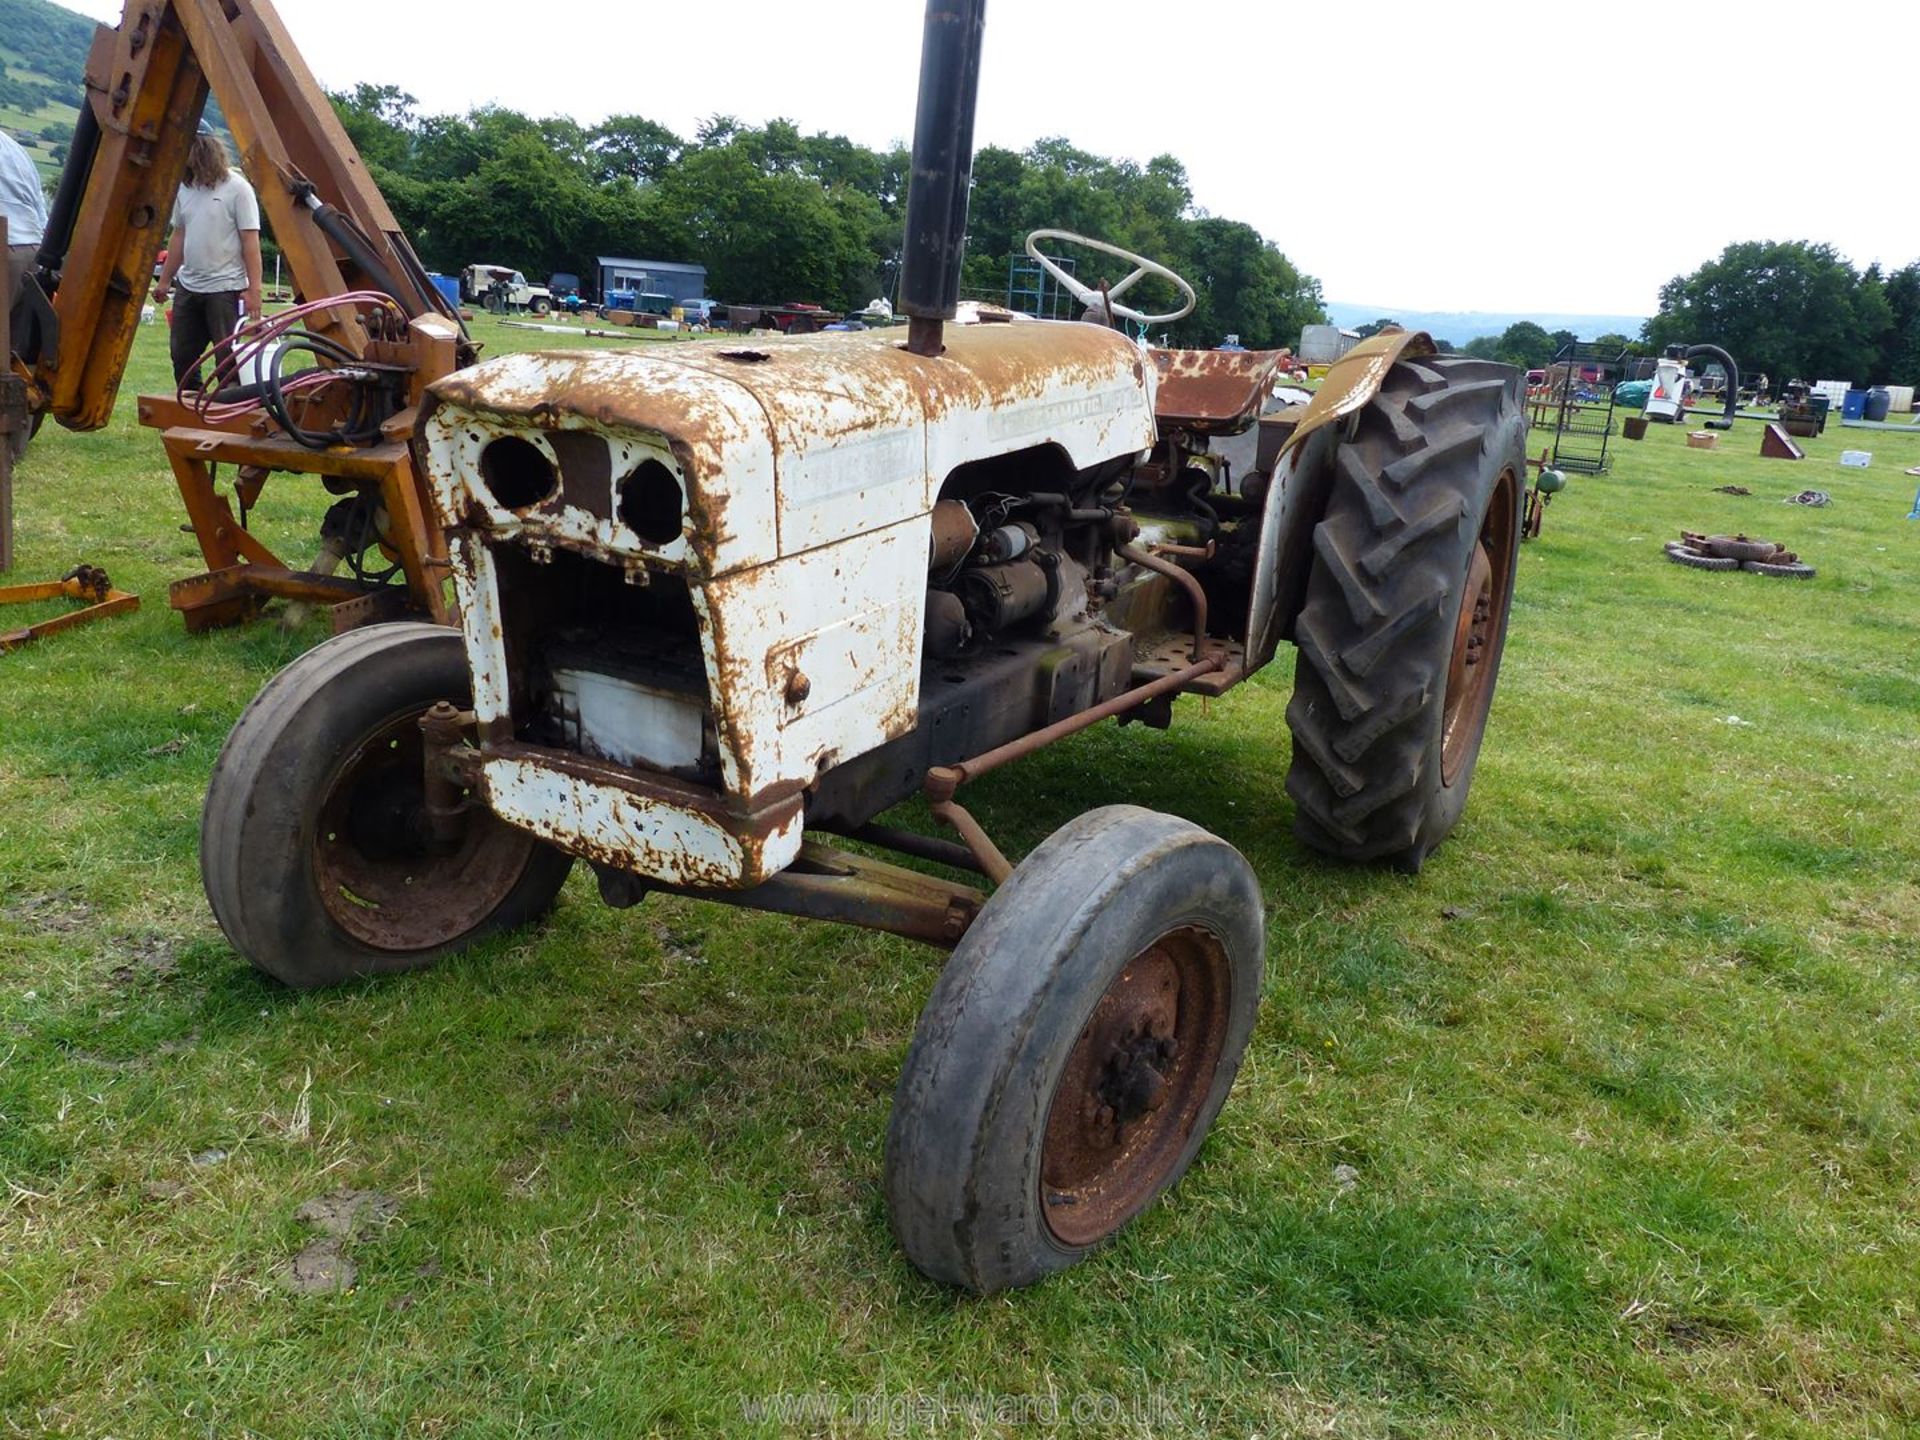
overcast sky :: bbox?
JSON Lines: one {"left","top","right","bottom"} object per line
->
{"left": 60, "top": 0, "right": 1915, "bottom": 316}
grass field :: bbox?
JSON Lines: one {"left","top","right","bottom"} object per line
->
{"left": 4, "top": 322, "right": 1920, "bottom": 1437}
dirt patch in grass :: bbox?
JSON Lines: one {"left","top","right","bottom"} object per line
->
{"left": 280, "top": 1239, "right": 356, "bottom": 1296}
{"left": 105, "top": 933, "right": 180, "bottom": 984}
{"left": 294, "top": 1188, "right": 400, "bottom": 1238}
{"left": 4, "top": 888, "right": 97, "bottom": 934}
{"left": 277, "top": 1190, "right": 401, "bottom": 1296}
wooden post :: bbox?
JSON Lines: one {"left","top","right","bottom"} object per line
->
{"left": 2, "top": 213, "right": 14, "bottom": 574}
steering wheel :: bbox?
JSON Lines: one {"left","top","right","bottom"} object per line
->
{"left": 1024, "top": 228, "right": 1196, "bottom": 326}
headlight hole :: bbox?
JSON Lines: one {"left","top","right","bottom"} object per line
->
{"left": 479, "top": 436, "right": 557, "bottom": 511}
{"left": 618, "top": 459, "right": 684, "bottom": 546}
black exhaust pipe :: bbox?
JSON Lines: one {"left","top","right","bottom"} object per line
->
{"left": 1684, "top": 344, "right": 1740, "bottom": 428}
{"left": 899, "top": 0, "right": 986, "bottom": 357}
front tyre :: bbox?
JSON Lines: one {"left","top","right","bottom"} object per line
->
{"left": 884, "top": 806, "right": 1264, "bottom": 1293}
{"left": 201, "top": 622, "right": 573, "bottom": 988}
{"left": 1286, "top": 356, "right": 1526, "bottom": 873}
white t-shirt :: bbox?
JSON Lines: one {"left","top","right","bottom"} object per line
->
{"left": 0, "top": 132, "right": 48, "bottom": 250}
{"left": 170, "top": 171, "right": 261, "bottom": 294}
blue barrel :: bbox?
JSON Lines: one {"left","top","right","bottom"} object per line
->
{"left": 429, "top": 273, "right": 461, "bottom": 309}
{"left": 1865, "top": 387, "right": 1892, "bottom": 423}
{"left": 1843, "top": 388, "right": 1868, "bottom": 420}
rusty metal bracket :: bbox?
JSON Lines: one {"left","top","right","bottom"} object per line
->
{"left": 922, "top": 776, "right": 1014, "bottom": 885}
{"left": 1120, "top": 542, "right": 1211, "bottom": 661}
{"left": 630, "top": 840, "right": 986, "bottom": 949}
{"left": 922, "top": 652, "right": 1227, "bottom": 883}
{"left": 417, "top": 701, "right": 479, "bottom": 849}
{"left": 0, "top": 564, "right": 141, "bottom": 653}
{"left": 167, "top": 562, "right": 418, "bottom": 634}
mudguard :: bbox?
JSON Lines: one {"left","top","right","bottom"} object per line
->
{"left": 1244, "top": 328, "right": 1438, "bottom": 669}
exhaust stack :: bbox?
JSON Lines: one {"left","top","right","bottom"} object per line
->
{"left": 899, "top": 0, "right": 986, "bottom": 357}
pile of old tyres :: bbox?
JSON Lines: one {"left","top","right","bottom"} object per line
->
{"left": 1664, "top": 531, "right": 1813, "bottom": 579}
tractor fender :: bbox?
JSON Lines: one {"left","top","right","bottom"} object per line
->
{"left": 1243, "top": 328, "right": 1438, "bottom": 669}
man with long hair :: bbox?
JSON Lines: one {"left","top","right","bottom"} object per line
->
{"left": 153, "top": 126, "right": 262, "bottom": 388}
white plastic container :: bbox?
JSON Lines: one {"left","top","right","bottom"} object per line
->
{"left": 1839, "top": 449, "right": 1872, "bottom": 468}
{"left": 237, "top": 337, "right": 283, "bottom": 387}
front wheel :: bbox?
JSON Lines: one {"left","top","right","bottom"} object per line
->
{"left": 1286, "top": 355, "right": 1526, "bottom": 872}
{"left": 885, "top": 806, "right": 1264, "bottom": 1292}
{"left": 201, "top": 623, "right": 573, "bottom": 988}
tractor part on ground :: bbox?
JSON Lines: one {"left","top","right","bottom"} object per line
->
{"left": 1663, "top": 543, "right": 1738, "bottom": 571}
{"left": 202, "top": 0, "right": 1529, "bottom": 1293}
{"left": 0, "top": 564, "right": 140, "bottom": 652}
{"left": 1666, "top": 532, "right": 1813, "bottom": 578}
{"left": 1761, "top": 424, "right": 1805, "bottom": 460}
{"left": 14, "top": 0, "right": 469, "bottom": 635}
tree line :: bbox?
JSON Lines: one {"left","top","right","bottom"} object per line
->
{"left": 1643, "top": 241, "right": 1918, "bottom": 387}
{"left": 1352, "top": 238, "right": 1920, "bottom": 388}
{"left": 1350, "top": 317, "right": 1641, "bottom": 371}
{"left": 327, "top": 86, "right": 1326, "bottom": 348}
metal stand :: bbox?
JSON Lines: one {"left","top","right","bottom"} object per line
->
{"left": 0, "top": 565, "right": 140, "bottom": 652}
{"left": 1530, "top": 341, "right": 1631, "bottom": 476}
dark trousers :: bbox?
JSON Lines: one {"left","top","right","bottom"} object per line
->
{"left": 7, "top": 244, "right": 37, "bottom": 462}
{"left": 169, "top": 285, "right": 243, "bottom": 388}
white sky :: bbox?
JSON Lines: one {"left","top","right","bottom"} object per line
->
{"left": 59, "top": 0, "right": 1917, "bottom": 316}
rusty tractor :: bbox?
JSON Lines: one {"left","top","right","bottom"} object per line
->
{"left": 201, "top": 2, "right": 1527, "bottom": 1291}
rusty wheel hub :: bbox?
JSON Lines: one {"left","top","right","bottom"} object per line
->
{"left": 312, "top": 710, "right": 536, "bottom": 952}
{"left": 1441, "top": 468, "right": 1518, "bottom": 787}
{"left": 1040, "top": 927, "right": 1231, "bottom": 1247}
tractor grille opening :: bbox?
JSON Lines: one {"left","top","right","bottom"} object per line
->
{"left": 617, "top": 459, "right": 685, "bottom": 546}
{"left": 490, "top": 546, "right": 719, "bottom": 783}
{"left": 479, "top": 435, "right": 558, "bottom": 511}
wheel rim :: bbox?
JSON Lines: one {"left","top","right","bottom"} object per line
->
{"left": 1441, "top": 466, "right": 1519, "bottom": 787}
{"left": 311, "top": 708, "right": 540, "bottom": 952}
{"left": 1040, "top": 926, "right": 1232, "bottom": 1247}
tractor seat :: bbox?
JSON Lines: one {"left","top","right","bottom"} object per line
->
{"left": 1151, "top": 348, "right": 1293, "bottom": 435}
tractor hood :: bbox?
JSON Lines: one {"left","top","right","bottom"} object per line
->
{"left": 422, "top": 322, "right": 1157, "bottom": 577}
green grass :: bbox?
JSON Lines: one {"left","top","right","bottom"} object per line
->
{"left": 5, "top": 328, "right": 1920, "bottom": 1436}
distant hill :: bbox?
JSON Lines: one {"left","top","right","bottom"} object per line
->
{"left": 0, "top": 0, "right": 94, "bottom": 183}
{"left": 1323, "top": 300, "right": 1648, "bottom": 347}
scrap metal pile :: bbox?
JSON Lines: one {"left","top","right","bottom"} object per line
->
{"left": 1664, "top": 532, "right": 1814, "bottom": 579}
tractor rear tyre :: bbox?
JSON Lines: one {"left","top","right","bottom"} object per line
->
{"left": 202, "top": 623, "right": 573, "bottom": 988}
{"left": 885, "top": 806, "right": 1264, "bottom": 1292}
{"left": 1286, "top": 356, "right": 1526, "bottom": 873}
